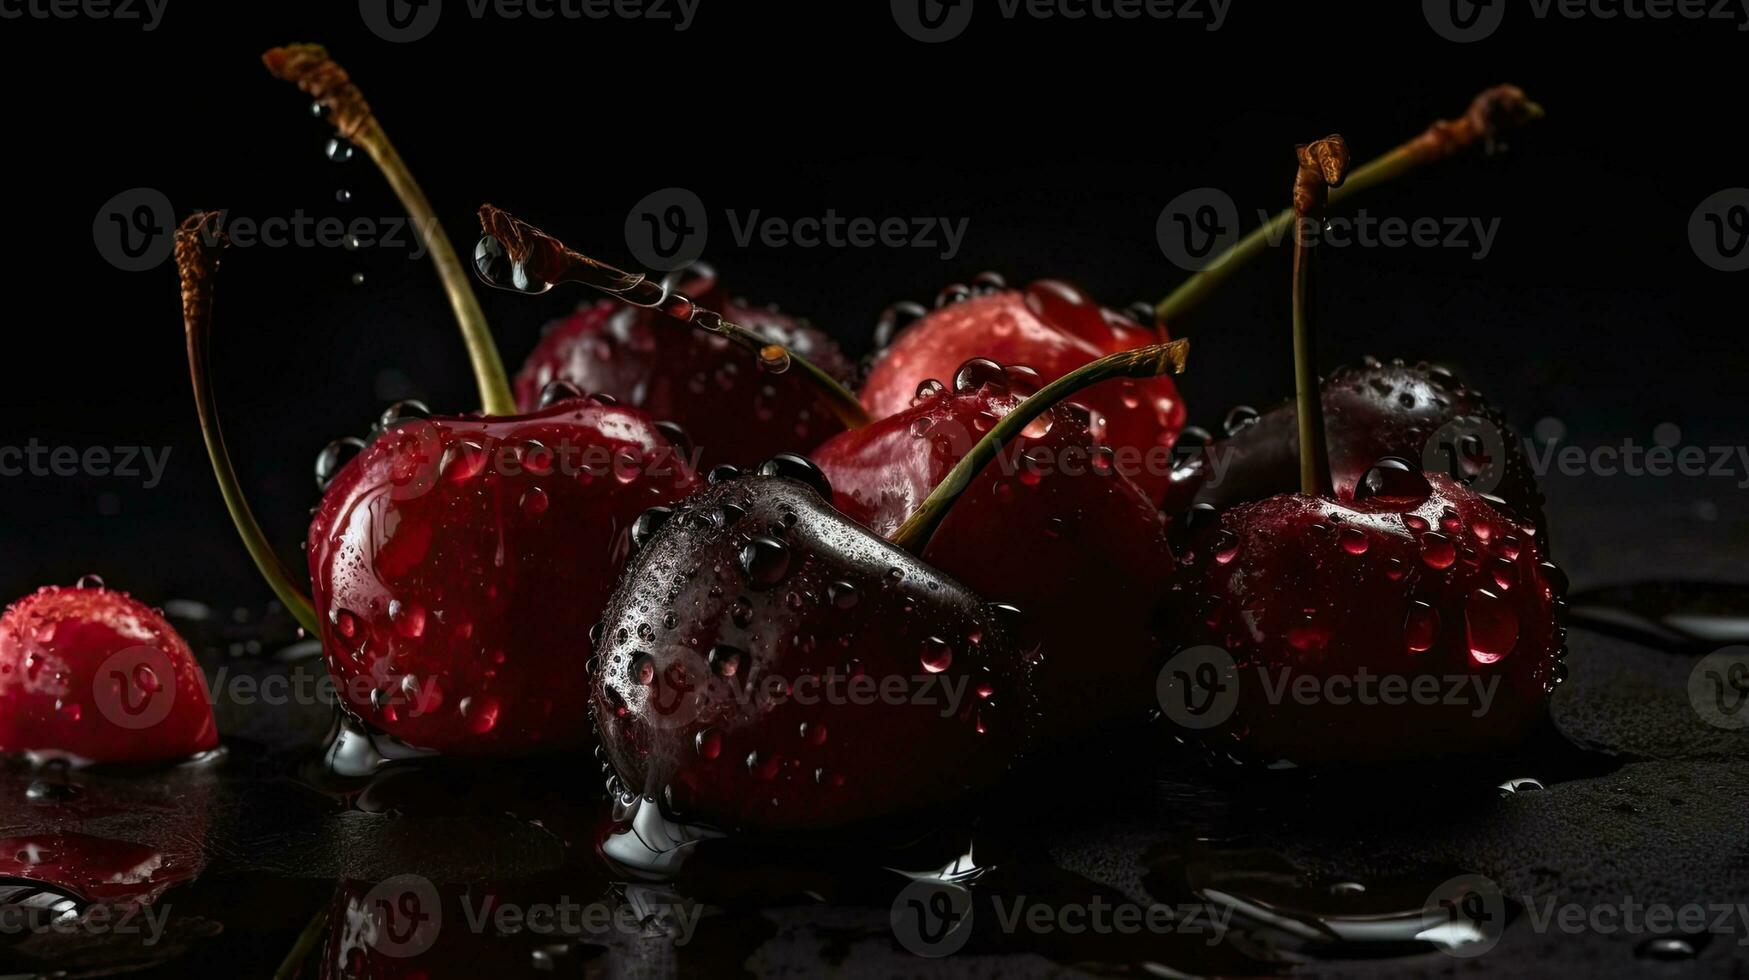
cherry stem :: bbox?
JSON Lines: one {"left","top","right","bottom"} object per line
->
{"left": 1291, "top": 136, "right": 1350, "bottom": 497}
{"left": 1155, "top": 84, "right": 1543, "bottom": 327}
{"left": 177, "top": 213, "right": 321, "bottom": 636}
{"left": 472, "top": 204, "right": 872, "bottom": 430}
{"left": 271, "top": 899, "right": 330, "bottom": 980}
{"left": 890, "top": 339, "right": 1191, "bottom": 555}
{"left": 263, "top": 44, "right": 517, "bottom": 418}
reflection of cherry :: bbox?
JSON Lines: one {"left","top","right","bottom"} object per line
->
{"left": 0, "top": 583, "right": 217, "bottom": 766}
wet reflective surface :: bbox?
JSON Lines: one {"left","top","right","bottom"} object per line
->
{"left": 0, "top": 581, "right": 1742, "bottom": 978}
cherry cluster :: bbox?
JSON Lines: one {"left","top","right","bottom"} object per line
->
{"left": 0, "top": 47, "right": 1562, "bottom": 844}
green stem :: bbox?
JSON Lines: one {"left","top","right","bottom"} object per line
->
{"left": 272, "top": 896, "right": 330, "bottom": 980}
{"left": 1155, "top": 85, "right": 1544, "bottom": 326}
{"left": 890, "top": 340, "right": 1190, "bottom": 554}
{"left": 178, "top": 213, "right": 321, "bottom": 636}
{"left": 1291, "top": 219, "right": 1329, "bottom": 497}
{"left": 264, "top": 45, "right": 516, "bottom": 417}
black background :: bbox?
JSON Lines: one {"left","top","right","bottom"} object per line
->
{"left": 3, "top": 0, "right": 1743, "bottom": 611}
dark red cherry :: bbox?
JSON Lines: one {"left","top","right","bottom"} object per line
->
{"left": 0, "top": 582, "right": 218, "bottom": 766}
{"left": 1164, "top": 359, "right": 1546, "bottom": 537}
{"left": 1161, "top": 472, "right": 1563, "bottom": 764}
{"left": 861, "top": 280, "right": 1186, "bottom": 502}
{"left": 308, "top": 399, "right": 700, "bottom": 756}
{"left": 591, "top": 476, "right": 1028, "bottom": 832}
{"left": 813, "top": 360, "right": 1171, "bottom": 741}
{"left": 514, "top": 265, "right": 856, "bottom": 470}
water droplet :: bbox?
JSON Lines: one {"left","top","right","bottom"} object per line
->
{"left": 695, "top": 728, "right": 722, "bottom": 759}
{"left": 935, "top": 283, "right": 972, "bottom": 307}
{"left": 799, "top": 721, "right": 827, "bottom": 745}
{"left": 730, "top": 599, "right": 754, "bottom": 627}
{"left": 828, "top": 581, "right": 859, "bottom": 609}
{"left": 1213, "top": 531, "right": 1240, "bottom": 564}
{"left": 1635, "top": 936, "right": 1700, "bottom": 961}
{"left": 920, "top": 637, "right": 954, "bottom": 673}
{"left": 325, "top": 137, "right": 354, "bottom": 162}
{"left": 1491, "top": 558, "right": 1517, "bottom": 591}
{"left": 1355, "top": 457, "right": 1432, "bottom": 501}
{"left": 350, "top": 272, "right": 365, "bottom": 286}
{"left": 389, "top": 599, "right": 427, "bottom": 639}
{"left": 632, "top": 507, "right": 673, "bottom": 550}
{"left": 1420, "top": 532, "right": 1456, "bottom": 569}
{"left": 758, "top": 345, "right": 791, "bottom": 374}
{"left": 738, "top": 537, "right": 791, "bottom": 589}
{"left": 874, "top": 301, "right": 929, "bottom": 347}
{"left": 335, "top": 188, "right": 353, "bottom": 203}
{"left": 1222, "top": 405, "right": 1260, "bottom": 436}
{"left": 520, "top": 487, "right": 549, "bottom": 520}
{"left": 441, "top": 442, "right": 489, "bottom": 483}
{"left": 460, "top": 695, "right": 500, "bottom": 734}
{"left": 1338, "top": 527, "right": 1370, "bottom": 555}
{"left": 1465, "top": 588, "right": 1519, "bottom": 664}
{"left": 914, "top": 378, "right": 946, "bottom": 403}
{"left": 75, "top": 574, "right": 104, "bottom": 590}
{"left": 757, "top": 453, "right": 832, "bottom": 499}
{"left": 708, "top": 645, "right": 743, "bottom": 677}
{"left": 1404, "top": 601, "right": 1439, "bottom": 653}
{"left": 953, "top": 358, "right": 1007, "bottom": 394}
{"left": 133, "top": 663, "right": 161, "bottom": 693}
{"left": 631, "top": 653, "right": 656, "bottom": 685}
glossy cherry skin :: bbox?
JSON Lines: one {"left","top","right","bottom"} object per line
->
{"left": 812, "top": 362, "right": 1172, "bottom": 741}
{"left": 861, "top": 280, "right": 1185, "bottom": 502}
{"left": 592, "top": 476, "right": 1028, "bottom": 832}
{"left": 1160, "top": 471, "right": 1564, "bottom": 765}
{"left": 309, "top": 399, "right": 700, "bottom": 756}
{"left": 1165, "top": 358, "right": 1546, "bottom": 536}
{"left": 514, "top": 268, "right": 856, "bottom": 470}
{"left": 0, "top": 584, "right": 218, "bottom": 765}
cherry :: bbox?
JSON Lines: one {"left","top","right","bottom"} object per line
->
{"left": 1158, "top": 135, "right": 1560, "bottom": 766}
{"left": 811, "top": 358, "right": 1177, "bottom": 741}
{"left": 0, "top": 833, "right": 203, "bottom": 908}
{"left": 860, "top": 278, "right": 1187, "bottom": 502}
{"left": 476, "top": 206, "right": 871, "bottom": 468}
{"left": 0, "top": 582, "right": 218, "bottom": 766}
{"left": 591, "top": 474, "right": 1028, "bottom": 832}
{"left": 307, "top": 398, "right": 701, "bottom": 756}
{"left": 1161, "top": 469, "right": 1564, "bottom": 765}
{"left": 515, "top": 263, "right": 859, "bottom": 471}
{"left": 1164, "top": 358, "right": 1546, "bottom": 535}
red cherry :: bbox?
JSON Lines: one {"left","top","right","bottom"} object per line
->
{"left": 308, "top": 399, "right": 700, "bottom": 756}
{"left": 591, "top": 475, "right": 1028, "bottom": 832}
{"left": 515, "top": 266, "right": 857, "bottom": 470}
{"left": 0, "top": 583, "right": 218, "bottom": 766}
{"left": 813, "top": 360, "right": 1171, "bottom": 740}
{"left": 1162, "top": 470, "right": 1563, "bottom": 765}
{"left": 861, "top": 279, "right": 1186, "bottom": 502}
{"left": 1165, "top": 358, "right": 1547, "bottom": 538}
{"left": 0, "top": 832, "right": 202, "bottom": 907}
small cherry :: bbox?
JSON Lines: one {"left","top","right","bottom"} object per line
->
{"left": 1159, "top": 136, "right": 1563, "bottom": 765}
{"left": 475, "top": 206, "right": 872, "bottom": 470}
{"left": 0, "top": 580, "right": 218, "bottom": 766}
{"left": 860, "top": 277, "right": 1187, "bottom": 503}
{"left": 813, "top": 346, "right": 1189, "bottom": 742}
{"left": 592, "top": 342, "right": 1186, "bottom": 832}
{"left": 515, "top": 263, "right": 859, "bottom": 470}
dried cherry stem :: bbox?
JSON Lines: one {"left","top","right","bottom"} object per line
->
{"left": 177, "top": 212, "right": 321, "bottom": 636}
{"left": 890, "top": 340, "right": 1191, "bottom": 554}
{"left": 1291, "top": 136, "right": 1349, "bottom": 497}
{"left": 271, "top": 899, "right": 330, "bottom": 980}
{"left": 1155, "top": 84, "right": 1543, "bottom": 326}
{"left": 263, "top": 44, "right": 516, "bottom": 417}
{"left": 473, "top": 204, "right": 871, "bottom": 429}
